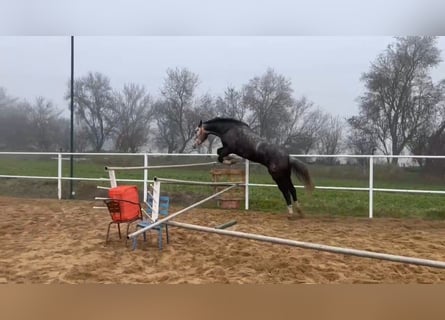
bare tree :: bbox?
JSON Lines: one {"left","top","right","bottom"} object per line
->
{"left": 0, "top": 89, "right": 69, "bottom": 151}
{"left": 68, "top": 72, "right": 115, "bottom": 151}
{"left": 346, "top": 115, "right": 378, "bottom": 168}
{"left": 423, "top": 119, "right": 445, "bottom": 174}
{"left": 0, "top": 100, "right": 32, "bottom": 151}
{"left": 353, "top": 36, "right": 442, "bottom": 164}
{"left": 194, "top": 94, "right": 218, "bottom": 153}
{"left": 111, "top": 84, "right": 154, "bottom": 152}
{"left": 153, "top": 100, "right": 178, "bottom": 153}
{"left": 242, "top": 68, "right": 295, "bottom": 143}
{"left": 215, "top": 86, "right": 247, "bottom": 121}
{"left": 73, "top": 124, "right": 92, "bottom": 152}
{"left": 155, "top": 67, "right": 199, "bottom": 153}
{"left": 285, "top": 101, "right": 329, "bottom": 154}
{"left": 0, "top": 88, "right": 18, "bottom": 149}
{"left": 347, "top": 116, "right": 378, "bottom": 154}
{"left": 317, "top": 115, "right": 344, "bottom": 164}
{"left": 0, "top": 87, "right": 17, "bottom": 109}
{"left": 52, "top": 118, "right": 71, "bottom": 151}
{"left": 408, "top": 80, "right": 445, "bottom": 171}
{"left": 408, "top": 79, "right": 445, "bottom": 147}
{"left": 28, "top": 97, "right": 64, "bottom": 151}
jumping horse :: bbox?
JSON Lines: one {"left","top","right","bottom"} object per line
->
{"left": 193, "top": 117, "right": 314, "bottom": 219}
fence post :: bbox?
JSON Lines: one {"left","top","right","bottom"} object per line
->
{"left": 143, "top": 153, "right": 148, "bottom": 203}
{"left": 369, "top": 155, "right": 374, "bottom": 218}
{"left": 57, "top": 153, "right": 62, "bottom": 200}
{"left": 245, "top": 159, "right": 250, "bottom": 210}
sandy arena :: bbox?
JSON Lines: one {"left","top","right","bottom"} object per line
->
{"left": 1, "top": 195, "right": 445, "bottom": 284}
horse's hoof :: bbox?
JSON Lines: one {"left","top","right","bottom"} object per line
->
{"left": 223, "top": 159, "right": 237, "bottom": 165}
{"left": 222, "top": 156, "right": 238, "bottom": 165}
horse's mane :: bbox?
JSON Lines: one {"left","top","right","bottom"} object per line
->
{"left": 204, "top": 117, "right": 249, "bottom": 127}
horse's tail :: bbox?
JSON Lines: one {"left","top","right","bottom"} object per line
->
{"left": 289, "top": 158, "right": 314, "bottom": 192}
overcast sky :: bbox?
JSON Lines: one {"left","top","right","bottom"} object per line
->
{"left": 1, "top": 36, "right": 445, "bottom": 119}
{"left": 1, "top": 1, "right": 445, "bottom": 119}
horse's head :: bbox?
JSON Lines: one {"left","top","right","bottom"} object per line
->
{"left": 192, "top": 120, "right": 209, "bottom": 148}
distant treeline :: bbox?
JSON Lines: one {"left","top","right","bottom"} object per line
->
{"left": 0, "top": 36, "right": 444, "bottom": 173}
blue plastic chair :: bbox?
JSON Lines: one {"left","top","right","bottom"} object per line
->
{"left": 134, "top": 196, "right": 170, "bottom": 250}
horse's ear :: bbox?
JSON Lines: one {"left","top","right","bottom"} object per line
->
{"left": 198, "top": 120, "right": 202, "bottom": 127}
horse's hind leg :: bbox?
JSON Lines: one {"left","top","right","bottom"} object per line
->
{"left": 277, "top": 174, "right": 304, "bottom": 219}
{"left": 271, "top": 174, "right": 294, "bottom": 216}
{"left": 289, "top": 178, "right": 297, "bottom": 202}
{"left": 288, "top": 178, "right": 304, "bottom": 218}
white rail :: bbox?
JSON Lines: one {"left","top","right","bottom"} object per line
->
{"left": 105, "top": 161, "right": 217, "bottom": 170}
{"left": 154, "top": 177, "right": 243, "bottom": 186}
{"left": 0, "top": 152, "right": 444, "bottom": 218}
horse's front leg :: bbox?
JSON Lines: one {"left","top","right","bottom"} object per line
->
{"left": 216, "top": 146, "right": 230, "bottom": 163}
{"left": 217, "top": 146, "right": 238, "bottom": 165}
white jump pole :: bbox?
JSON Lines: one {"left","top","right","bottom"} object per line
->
{"left": 127, "top": 183, "right": 238, "bottom": 239}
{"left": 105, "top": 162, "right": 217, "bottom": 171}
{"left": 104, "top": 161, "right": 218, "bottom": 192}
{"left": 166, "top": 221, "right": 445, "bottom": 269}
{"left": 154, "top": 177, "right": 243, "bottom": 186}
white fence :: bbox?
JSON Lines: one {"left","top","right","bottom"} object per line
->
{"left": 0, "top": 152, "right": 444, "bottom": 218}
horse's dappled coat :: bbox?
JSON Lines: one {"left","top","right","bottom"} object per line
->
{"left": 193, "top": 117, "right": 314, "bottom": 218}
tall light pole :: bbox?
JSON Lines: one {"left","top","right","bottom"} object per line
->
{"left": 70, "top": 35, "right": 74, "bottom": 199}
